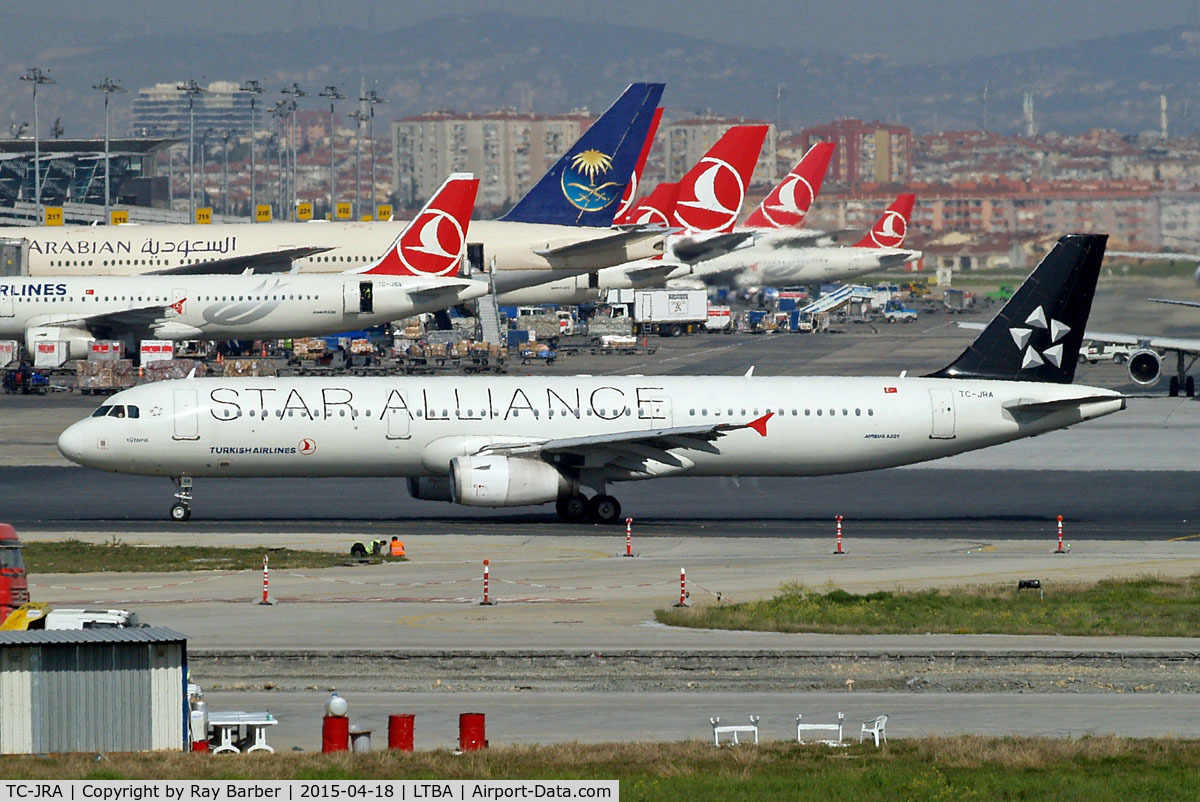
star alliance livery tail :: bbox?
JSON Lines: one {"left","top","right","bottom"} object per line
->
{"left": 852, "top": 194, "right": 916, "bottom": 249}
{"left": 745, "top": 141, "right": 835, "bottom": 229}
{"left": 928, "top": 233, "right": 1108, "bottom": 384}
{"left": 500, "top": 83, "right": 665, "bottom": 227}
{"left": 360, "top": 173, "right": 479, "bottom": 277}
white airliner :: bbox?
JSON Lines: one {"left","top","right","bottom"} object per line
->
{"left": 0, "top": 83, "right": 668, "bottom": 296}
{"left": 58, "top": 235, "right": 1123, "bottom": 524}
{"left": 1, "top": 175, "right": 487, "bottom": 358}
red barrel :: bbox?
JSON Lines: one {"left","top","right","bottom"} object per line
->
{"left": 459, "top": 713, "right": 486, "bottom": 751}
{"left": 191, "top": 740, "right": 209, "bottom": 753}
{"left": 322, "top": 715, "right": 350, "bottom": 752}
{"left": 388, "top": 714, "right": 415, "bottom": 751}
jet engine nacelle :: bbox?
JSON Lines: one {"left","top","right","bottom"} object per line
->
{"left": 449, "top": 455, "right": 569, "bottom": 507}
{"left": 1127, "top": 349, "right": 1162, "bottom": 386}
{"left": 406, "top": 476, "right": 454, "bottom": 502}
{"left": 26, "top": 326, "right": 93, "bottom": 359}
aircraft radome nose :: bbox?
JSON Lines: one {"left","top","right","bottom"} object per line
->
{"left": 56, "top": 423, "right": 89, "bottom": 465}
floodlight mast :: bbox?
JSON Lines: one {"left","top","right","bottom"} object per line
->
{"left": 238, "top": 80, "right": 264, "bottom": 220}
{"left": 92, "top": 77, "right": 126, "bottom": 225}
{"left": 20, "top": 67, "right": 55, "bottom": 223}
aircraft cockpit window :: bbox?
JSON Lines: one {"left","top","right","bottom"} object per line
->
{"left": 92, "top": 405, "right": 113, "bottom": 418}
{"left": 127, "top": 406, "right": 139, "bottom": 419}
{"left": 107, "top": 406, "right": 126, "bottom": 419}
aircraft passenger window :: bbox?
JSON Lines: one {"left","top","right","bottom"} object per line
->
{"left": 740, "top": 409, "right": 746, "bottom": 416}
{"left": 249, "top": 410, "right": 257, "bottom": 417}
{"left": 868, "top": 409, "right": 874, "bottom": 416}
{"left": 548, "top": 410, "right": 554, "bottom": 418}
{"left": 339, "top": 410, "right": 345, "bottom": 417}
{"left": 442, "top": 410, "right": 449, "bottom": 417}
{"left": 804, "top": 409, "right": 810, "bottom": 416}
{"left": 701, "top": 409, "right": 707, "bottom": 416}
{"left": 287, "top": 410, "right": 293, "bottom": 417}
{"left": 92, "top": 406, "right": 112, "bottom": 418}
{"left": 366, "top": 410, "right": 372, "bottom": 417}
{"left": 843, "top": 409, "right": 848, "bottom": 416}
{"left": 624, "top": 408, "right": 631, "bottom": 416}
{"left": 816, "top": 409, "right": 823, "bottom": 416}
{"left": 416, "top": 410, "right": 423, "bottom": 417}
{"left": 856, "top": 409, "right": 861, "bottom": 416}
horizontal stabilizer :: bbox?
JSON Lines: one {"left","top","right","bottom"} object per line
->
{"left": 534, "top": 227, "right": 667, "bottom": 261}
{"left": 671, "top": 232, "right": 754, "bottom": 264}
{"left": 1003, "top": 395, "right": 1126, "bottom": 413}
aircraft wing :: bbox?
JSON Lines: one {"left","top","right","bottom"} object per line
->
{"left": 670, "top": 232, "right": 754, "bottom": 264}
{"left": 534, "top": 227, "right": 669, "bottom": 267}
{"left": 1149, "top": 298, "right": 1200, "bottom": 309}
{"left": 959, "top": 320, "right": 1200, "bottom": 354}
{"left": 402, "top": 279, "right": 485, "bottom": 298}
{"left": 622, "top": 261, "right": 688, "bottom": 283}
{"left": 761, "top": 228, "right": 857, "bottom": 249}
{"left": 478, "top": 414, "right": 774, "bottom": 477}
{"left": 146, "top": 246, "right": 332, "bottom": 275}
{"left": 41, "top": 305, "right": 172, "bottom": 338}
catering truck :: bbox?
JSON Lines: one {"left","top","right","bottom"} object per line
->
{"left": 633, "top": 289, "right": 708, "bottom": 337}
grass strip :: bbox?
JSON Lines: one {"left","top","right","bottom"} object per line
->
{"left": 656, "top": 577, "right": 1200, "bottom": 636}
{"left": 22, "top": 539, "right": 402, "bottom": 574}
{"left": 0, "top": 737, "right": 1197, "bottom": 800}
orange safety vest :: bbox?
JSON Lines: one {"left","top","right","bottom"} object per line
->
{"left": 390, "top": 540, "right": 405, "bottom": 557}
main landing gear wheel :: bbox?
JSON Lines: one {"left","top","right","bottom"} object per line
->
{"left": 587, "top": 494, "right": 622, "bottom": 525}
{"left": 1187, "top": 376, "right": 1195, "bottom": 397}
{"left": 170, "top": 503, "right": 191, "bottom": 522}
{"left": 1170, "top": 376, "right": 1180, "bottom": 397}
{"left": 556, "top": 494, "right": 589, "bottom": 522}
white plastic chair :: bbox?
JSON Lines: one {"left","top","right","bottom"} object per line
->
{"left": 860, "top": 714, "right": 888, "bottom": 746}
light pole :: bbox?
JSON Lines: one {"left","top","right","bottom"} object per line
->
{"left": 237, "top": 80, "right": 263, "bottom": 220}
{"left": 221, "top": 130, "right": 232, "bottom": 215}
{"left": 20, "top": 67, "right": 54, "bottom": 223}
{"left": 176, "top": 80, "right": 204, "bottom": 221}
{"left": 269, "top": 103, "right": 290, "bottom": 219}
{"left": 92, "top": 77, "right": 126, "bottom": 225}
{"left": 349, "top": 109, "right": 367, "bottom": 219}
{"left": 362, "top": 89, "right": 386, "bottom": 217}
{"left": 199, "top": 127, "right": 214, "bottom": 209}
{"left": 318, "top": 86, "right": 344, "bottom": 220}
{"left": 281, "top": 83, "right": 306, "bottom": 220}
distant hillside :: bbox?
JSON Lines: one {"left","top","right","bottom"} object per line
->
{"left": 2, "top": 13, "right": 1200, "bottom": 137}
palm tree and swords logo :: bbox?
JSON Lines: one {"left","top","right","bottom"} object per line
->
{"left": 561, "top": 149, "right": 622, "bottom": 211}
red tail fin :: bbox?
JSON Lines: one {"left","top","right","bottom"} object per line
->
{"left": 853, "top": 193, "right": 915, "bottom": 249}
{"left": 615, "top": 182, "right": 679, "bottom": 227}
{"left": 744, "top": 142, "right": 834, "bottom": 229}
{"left": 613, "top": 107, "right": 663, "bottom": 222}
{"left": 672, "top": 125, "right": 768, "bottom": 234}
{"left": 362, "top": 174, "right": 479, "bottom": 276}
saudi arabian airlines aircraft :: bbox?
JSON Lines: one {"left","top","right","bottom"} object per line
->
{"left": 58, "top": 234, "right": 1123, "bottom": 524}
{"left": 1, "top": 175, "right": 485, "bottom": 358}
{"left": 1, "top": 84, "right": 667, "bottom": 294}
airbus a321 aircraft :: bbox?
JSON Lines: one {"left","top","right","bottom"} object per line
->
{"left": 1, "top": 175, "right": 485, "bottom": 359}
{"left": 58, "top": 234, "right": 1122, "bottom": 524}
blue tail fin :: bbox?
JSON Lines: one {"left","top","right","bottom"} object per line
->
{"left": 500, "top": 82, "right": 665, "bottom": 227}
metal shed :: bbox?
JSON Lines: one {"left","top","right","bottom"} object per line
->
{"left": 0, "top": 627, "right": 187, "bottom": 754}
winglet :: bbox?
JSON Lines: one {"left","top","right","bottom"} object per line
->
{"left": 361, "top": 173, "right": 479, "bottom": 277}
{"left": 853, "top": 194, "right": 915, "bottom": 249}
{"left": 746, "top": 411, "right": 773, "bottom": 437}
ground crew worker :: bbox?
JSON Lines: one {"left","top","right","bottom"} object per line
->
{"left": 390, "top": 537, "right": 405, "bottom": 557}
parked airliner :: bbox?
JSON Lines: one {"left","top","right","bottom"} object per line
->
{"left": 0, "top": 84, "right": 667, "bottom": 295}
{"left": 58, "top": 235, "right": 1122, "bottom": 524}
{"left": 2, "top": 175, "right": 486, "bottom": 358}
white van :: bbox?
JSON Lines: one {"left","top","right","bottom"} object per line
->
{"left": 44, "top": 608, "right": 143, "bottom": 629}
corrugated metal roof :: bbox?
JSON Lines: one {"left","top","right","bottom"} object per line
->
{"left": 0, "top": 627, "right": 187, "bottom": 646}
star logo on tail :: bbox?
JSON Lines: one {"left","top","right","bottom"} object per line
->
{"left": 1009, "top": 305, "right": 1070, "bottom": 369}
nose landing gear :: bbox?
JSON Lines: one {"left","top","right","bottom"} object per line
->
{"left": 170, "top": 476, "right": 193, "bottom": 522}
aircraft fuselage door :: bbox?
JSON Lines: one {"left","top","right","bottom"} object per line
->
{"left": 385, "top": 391, "right": 412, "bottom": 440}
{"left": 466, "top": 242, "right": 484, "bottom": 276}
{"left": 173, "top": 389, "right": 200, "bottom": 440}
{"left": 359, "top": 281, "right": 374, "bottom": 313}
{"left": 343, "top": 280, "right": 360, "bottom": 313}
{"left": 928, "top": 387, "right": 956, "bottom": 439}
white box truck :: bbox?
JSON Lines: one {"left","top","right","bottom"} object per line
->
{"left": 633, "top": 289, "right": 708, "bottom": 337}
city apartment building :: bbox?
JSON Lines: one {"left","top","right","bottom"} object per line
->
{"left": 659, "top": 116, "right": 777, "bottom": 186}
{"left": 792, "top": 118, "right": 911, "bottom": 189}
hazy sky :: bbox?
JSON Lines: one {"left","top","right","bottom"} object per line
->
{"left": 32, "top": 0, "right": 1200, "bottom": 62}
